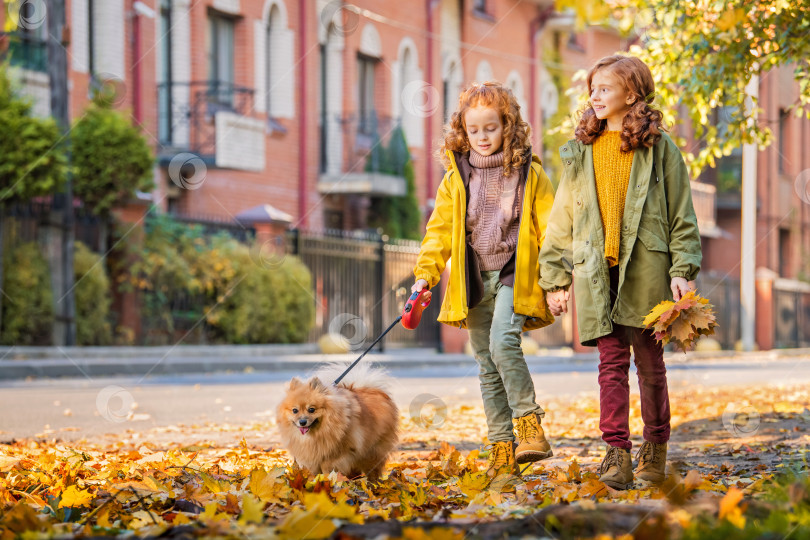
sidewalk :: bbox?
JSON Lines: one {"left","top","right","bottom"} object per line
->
{"left": 0, "top": 344, "right": 807, "bottom": 380}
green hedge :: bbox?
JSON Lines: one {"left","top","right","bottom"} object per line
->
{"left": 0, "top": 242, "right": 53, "bottom": 345}
{"left": 74, "top": 241, "right": 113, "bottom": 345}
{"left": 0, "top": 241, "right": 113, "bottom": 346}
{"left": 128, "top": 214, "right": 314, "bottom": 344}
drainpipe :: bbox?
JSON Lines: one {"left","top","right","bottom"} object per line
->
{"left": 425, "top": 0, "right": 437, "bottom": 210}
{"left": 132, "top": 2, "right": 155, "bottom": 124}
{"left": 529, "top": 6, "right": 554, "bottom": 150}
{"left": 298, "top": 0, "right": 308, "bottom": 227}
{"left": 740, "top": 72, "right": 759, "bottom": 351}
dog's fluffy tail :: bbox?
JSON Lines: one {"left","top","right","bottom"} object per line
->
{"left": 309, "top": 361, "right": 392, "bottom": 390}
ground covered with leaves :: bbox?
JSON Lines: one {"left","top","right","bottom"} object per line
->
{"left": 1, "top": 383, "right": 809, "bottom": 539}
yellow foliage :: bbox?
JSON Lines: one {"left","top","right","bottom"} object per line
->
{"left": 58, "top": 485, "right": 93, "bottom": 508}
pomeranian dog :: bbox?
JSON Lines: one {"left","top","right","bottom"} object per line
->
{"left": 276, "top": 364, "right": 399, "bottom": 482}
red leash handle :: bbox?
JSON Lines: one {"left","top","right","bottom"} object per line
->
{"left": 401, "top": 289, "right": 432, "bottom": 330}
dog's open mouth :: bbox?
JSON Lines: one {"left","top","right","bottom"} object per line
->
{"left": 297, "top": 419, "right": 316, "bottom": 435}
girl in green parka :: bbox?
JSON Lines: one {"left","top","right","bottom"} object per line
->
{"left": 538, "top": 55, "right": 702, "bottom": 490}
{"left": 413, "top": 82, "right": 556, "bottom": 479}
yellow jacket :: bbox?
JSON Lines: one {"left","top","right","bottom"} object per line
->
{"left": 414, "top": 150, "right": 556, "bottom": 331}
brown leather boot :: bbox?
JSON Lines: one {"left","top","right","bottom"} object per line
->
{"left": 635, "top": 440, "right": 667, "bottom": 484}
{"left": 485, "top": 441, "right": 519, "bottom": 478}
{"left": 514, "top": 413, "right": 553, "bottom": 464}
{"left": 598, "top": 445, "right": 633, "bottom": 490}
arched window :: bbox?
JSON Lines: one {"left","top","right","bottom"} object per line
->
{"left": 475, "top": 60, "right": 493, "bottom": 84}
{"left": 505, "top": 70, "right": 527, "bottom": 114}
{"left": 394, "top": 37, "right": 424, "bottom": 147}
{"left": 442, "top": 56, "right": 463, "bottom": 122}
{"left": 256, "top": 0, "right": 294, "bottom": 119}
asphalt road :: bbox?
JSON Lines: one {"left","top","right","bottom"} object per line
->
{"left": 1, "top": 355, "right": 808, "bottom": 441}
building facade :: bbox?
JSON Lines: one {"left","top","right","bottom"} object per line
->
{"left": 3, "top": 0, "right": 809, "bottom": 349}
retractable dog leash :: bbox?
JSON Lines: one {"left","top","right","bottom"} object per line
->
{"left": 333, "top": 289, "right": 432, "bottom": 385}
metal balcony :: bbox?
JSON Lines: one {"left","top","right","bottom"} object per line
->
{"left": 318, "top": 112, "right": 408, "bottom": 197}
{"left": 157, "top": 81, "right": 263, "bottom": 170}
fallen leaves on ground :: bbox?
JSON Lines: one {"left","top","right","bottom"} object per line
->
{"left": 1, "top": 384, "right": 808, "bottom": 539}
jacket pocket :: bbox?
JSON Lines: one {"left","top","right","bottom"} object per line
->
{"left": 637, "top": 216, "right": 669, "bottom": 253}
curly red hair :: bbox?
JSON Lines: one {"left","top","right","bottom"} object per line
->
{"left": 437, "top": 81, "right": 531, "bottom": 177}
{"left": 575, "top": 55, "right": 664, "bottom": 151}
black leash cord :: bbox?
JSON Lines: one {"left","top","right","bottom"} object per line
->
{"left": 333, "top": 315, "right": 403, "bottom": 385}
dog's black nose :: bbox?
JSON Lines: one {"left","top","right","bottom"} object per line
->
{"left": 298, "top": 419, "right": 308, "bottom": 426}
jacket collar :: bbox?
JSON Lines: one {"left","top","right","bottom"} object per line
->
{"left": 447, "top": 149, "right": 534, "bottom": 189}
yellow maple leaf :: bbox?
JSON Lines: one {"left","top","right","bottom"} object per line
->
{"left": 301, "top": 492, "right": 363, "bottom": 523}
{"left": 249, "top": 468, "right": 289, "bottom": 503}
{"left": 644, "top": 292, "right": 717, "bottom": 348}
{"left": 238, "top": 493, "right": 264, "bottom": 525}
{"left": 670, "top": 317, "right": 695, "bottom": 345}
{"left": 201, "top": 472, "right": 229, "bottom": 494}
{"left": 171, "top": 513, "right": 192, "bottom": 526}
{"left": 277, "top": 508, "right": 337, "bottom": 540}
{"left": 366, "top": 506, "right": 391, "bottom": 519}
{"left": 578, "top": 478, "right": 608, "bottom": 499}
{"left": 683, "top": 470, "right": 703, "bottom": 492}
{"left": 400, "top": 485, "right": 429, "bottom": 508}
{"left": 719, "top": 487, "right": 746, "bottom": 528}
{"left": 59, "top": 485, "right": 93, "bottom": 508}
{"left": 276, "top": 493, "right": 362, "bottom": 540}
{"left": 458, "top": 471, "right": 490, "bottom": 498}
{"left": 643, "top": 300, "right": 674, "bottom": 328}
{"left": 403, "top": 526, "right": 464, "bottom": 540}
{"left": 567, "top": 460, "right": 582, "bottom": 482}
{"left": 96, "top": 506, "right": 113, "bottom": 528}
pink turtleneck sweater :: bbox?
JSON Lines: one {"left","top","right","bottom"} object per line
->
{"left": 465, "top": 150, "right": 522, "bottom": 271}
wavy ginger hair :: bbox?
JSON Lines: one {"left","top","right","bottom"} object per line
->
{"left": 438, "top": 81, "right": 531, "bottom": 177}
{"left": 575, "top": 55, "right": 664, "bottom": 151}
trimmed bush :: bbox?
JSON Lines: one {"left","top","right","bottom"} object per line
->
{"left": 128, "top": 214, "right": 315, "bottom": 344}
{"left": 74, "top": 241, "right": 113, "bottom": 345}
{"left": 212, "top": 248, "right": 315, "bottom": 344}
{"left": 1, "top": 242, "right": 53, "bottom": 345}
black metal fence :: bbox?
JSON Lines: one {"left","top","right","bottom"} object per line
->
{"left": 695, "top": 270, "right": 741, "bottom": 350}
{"left": 289, "top": 229, "right": 442, "bottom": 351}
{"left": 2, "top": 201, "right": 104, "bottom": 253}
{"left": 773, "top": 281, "right": 810, "bottom": 349}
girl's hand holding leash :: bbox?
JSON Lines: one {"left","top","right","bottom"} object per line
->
{"left": 412, "top": 279, "right": 429, "bottom": 293}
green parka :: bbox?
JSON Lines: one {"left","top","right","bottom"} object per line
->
{"left": 538, "top": 132, "right": 702, "bottom": 346}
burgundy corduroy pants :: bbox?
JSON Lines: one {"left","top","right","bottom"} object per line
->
{"left": 596, "top": 265, "right": 671, "bottom": 450}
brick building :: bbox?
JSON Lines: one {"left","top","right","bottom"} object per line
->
{"left": 3, "top": 0, "right": 809, "bottom": 349}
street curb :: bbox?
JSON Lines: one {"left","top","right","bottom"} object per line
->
{"left": 0, "top": 345, "right": 806, "bottom": 381}
{"left": 0, "top": 353, "right": 598, "bottom": 380}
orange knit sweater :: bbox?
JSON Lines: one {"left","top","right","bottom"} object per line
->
{"left": 593, "top": 131, "right": 634, "bottom": 267}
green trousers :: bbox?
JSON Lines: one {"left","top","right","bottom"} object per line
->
{"left": 467, "top": 270, "right": 544, "bottom": 443}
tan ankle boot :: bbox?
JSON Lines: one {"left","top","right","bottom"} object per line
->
{"left": 599, "top": 445, "right": 633, "bottom": 490}
{"left": 514, "top": 413, "right": 553, "bottom": 464}
{"left": 635, "top": 440, "right": 667, "bottom": 484}
{"left": 485, "top": 441, "right": 519, "bottom": 478}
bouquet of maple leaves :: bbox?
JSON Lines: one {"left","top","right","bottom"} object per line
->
{"left": 642, "top": 291, "right": 718, "bottom": 349}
